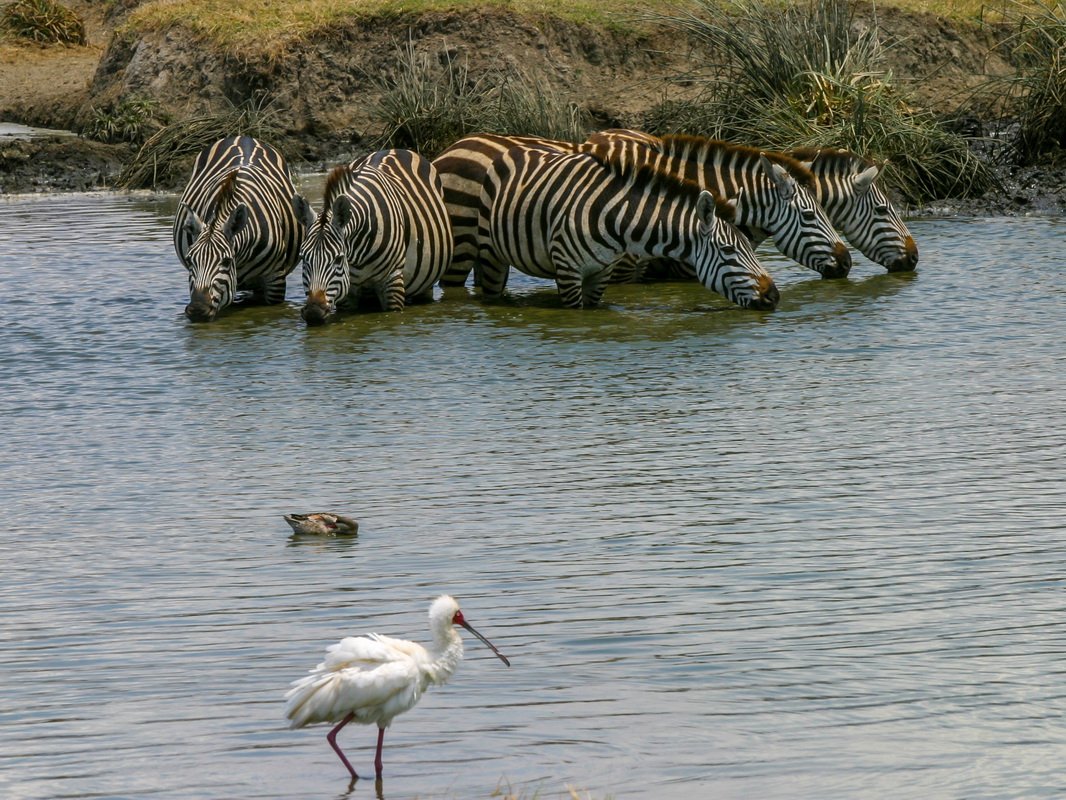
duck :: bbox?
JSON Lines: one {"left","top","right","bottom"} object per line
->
{"left": 283, "top": 513, "right": 359, "bottom": 536}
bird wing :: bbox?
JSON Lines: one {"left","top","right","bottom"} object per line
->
{"left": 284, "top": 634, "right": 430, "bottom": 729}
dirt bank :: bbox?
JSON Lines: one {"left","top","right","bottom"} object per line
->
{"left": 0, "top": 1, "right": 1042, "bottom": 210}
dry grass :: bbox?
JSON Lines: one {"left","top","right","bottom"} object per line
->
{"left": 125, "top": 0, "right": 677, "bottom": 53}
{"left": 1, "top": 0, "right": 85, "bottom": 44}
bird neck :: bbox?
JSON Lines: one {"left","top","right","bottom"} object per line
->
{"left": 428, "top": 626, "right": 464, "bottom": 685}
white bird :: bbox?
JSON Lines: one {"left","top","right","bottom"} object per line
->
{"left": 284, "top": 595, "right": 510, "bottom": 780}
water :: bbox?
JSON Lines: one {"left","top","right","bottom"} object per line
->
{"left": 2, "top": 187, "right": 1065, "bottom": 800}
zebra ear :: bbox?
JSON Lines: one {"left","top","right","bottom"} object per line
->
{"left": 223, "top": 203, "right": 250, "bottom": 241}
{"left": 760, "top": 154, "right": 797, "bottom": 202}
{"left": 696, "top": 190, "right": 717, "bottom": 227}
{"left": 292, "top": 194, "right": 316, "bottom": 228}
{"left": 331, "top": 195, "right": 353, "bottom": 230}
{"left": 852, "top": 165, "right": 880, "bottom": 196}
{"left": 179, "top": 203, "right": 204, "bottom": 238}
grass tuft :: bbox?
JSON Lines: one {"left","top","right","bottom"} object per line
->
{"left": 636, "top": 0, "right": 996, "bottom": 202}
{"left": 367, "top": 39, "right": 592, "bottom": 157}
{"left": 980, "top": 0, "right": 1066, "bottom": 165}
{"left": 113, "top": 96, "right": 287, "bottom": 189}
{"left": 1, "top": 0, "right": 85, "bottom": 44}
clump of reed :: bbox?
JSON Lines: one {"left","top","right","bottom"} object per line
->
{"left": 981, "top": 0, "right": 1066, "bottom": 165}
{"left": 637, "top": 0, "right": 996, "bottom": 203}
{"left": 1, "top": 0, "right": 85, "bottom": 45}
{"left": 83, "top": 97, "right": 168, "bottom": 145}
{"left": 368, "top": 40, "right": 592, "bottom": 157}
{"left": 113, "top": 97, "right": 285, "bottom": 190}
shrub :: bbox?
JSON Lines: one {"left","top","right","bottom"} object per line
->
{"left": 84, "top": 98, "right": 168, "bottom": 145}
{"left": 984, "top": 0, "right": 1066, "bottom": 165}
{"left": 638, "top": 0, "right": 996, "bottom": 202}
{"left": 1, "top": 0, "right": 85, "bottom": 44}
{"left": 113, "top": 97, "right": 286, "bottom": 189}
{"left": 367, "top": 39, "right": 592, "bottom": 157}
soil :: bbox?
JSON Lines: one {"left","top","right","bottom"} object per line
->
{"left": 0, "top": 0, "right": 1056, "bottom": 213}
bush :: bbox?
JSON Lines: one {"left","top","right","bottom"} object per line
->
{"left": 368, "top": 39, "right": 592, "bottom": 157}
{"left": 637, "top": 0, "right": 996, "bottom": 203}
{"left": 113, "top": 97, "right": 286, "bottom": 190}
{"left": 84, "top": 98, "right": 168, "bottom": 145}
{"left": 985, "top": 0, "right": 1066, "bottom": 165}
{"left": 1, "top": 0, "right": 85, "bottom": 44}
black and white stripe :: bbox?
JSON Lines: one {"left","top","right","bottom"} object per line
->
{"left": 293, "top": 149, "right": 453, "bottom": 323}
{"left": 475, "top": 144, "right": 779, "bottom": 310}
{"left": 787, "top": 147, "right": 918, "bottom": 272}
{"left": 173, "top": 136, "right": 304, "bottom": 322}
{"left": 435, "top": 131, "right": 850, "bottom": 288}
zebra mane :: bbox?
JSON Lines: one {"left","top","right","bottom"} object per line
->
{"left": 319, "top": 163, "right": 354, "bottom": 218}
{"left": 657, "top": 134, "right": 817, "bottom": 188}
{"left": 790, "top": 146, "right": 877, "bottom": 173}
{"left": 208, "top": 170, "right": 240, "bottom": 224}
{"left": 584, "top": 144, "right": 734, "bottom": 220}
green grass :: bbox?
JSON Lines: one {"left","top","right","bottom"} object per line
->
{"left": 636, "top": 0, "right": 997, "bottom": 202}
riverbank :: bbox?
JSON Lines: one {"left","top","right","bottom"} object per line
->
{"left": 0, "top": 0, "right": 1061, "bottom": 214}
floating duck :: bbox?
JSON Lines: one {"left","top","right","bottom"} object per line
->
{"left": 283, "top": 513, "right": 359, "bottom": 536}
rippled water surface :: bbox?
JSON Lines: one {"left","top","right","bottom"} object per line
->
{"left": 2, "top": 188, "right": 1065, "bottom": 800}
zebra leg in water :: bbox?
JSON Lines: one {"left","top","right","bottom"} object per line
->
{"left": 552, "top": 250, "right": 615, "bottom": 308}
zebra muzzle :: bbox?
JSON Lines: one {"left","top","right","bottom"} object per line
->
{"left": 185, "top": 288, "right": 218, "bottom": 322}
{"left": 885, "top": 236, "right": 919, "bottom": 272}
{"left": 819, "top": 243, "right": 852, "bottom": 279}
{"left": 302, "top": 290, "right": 333, "bottom": 325}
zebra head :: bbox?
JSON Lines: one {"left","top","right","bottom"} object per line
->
{"left": 691, "top": 191, "right": 779, "bottom": 310}
{"left": 797, "top": 151, "right": 918, "bottom": 273}
{"left": 738, "top": 155, "right": 852, "bottom": 279}
{"left": 179, "top": 202, "right": 249, "bottom": 322}
{"left": 294, "top": 193, "right": 353, "bottom": 325}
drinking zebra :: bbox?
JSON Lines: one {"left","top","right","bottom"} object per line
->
{"left": 787, "top": 147, "right": 918, "bottom": 272}
{"left": 434, "top": 131, "right": 849, "bottom": 287}
{"left": 292, "top": 149, "right": 453, "bottom": 323}
{"left": 173, "top": 136, "right": 305, "bottom": 322}
{"left": 590, "top": 130, "right": 918, "bottom": 272}
{"left": 475, "top": 144, "right": 779, "bottom": 310}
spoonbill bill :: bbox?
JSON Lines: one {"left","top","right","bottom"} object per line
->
{"left": 283, "top": 513, "right": 359, "bottom": 536}
{"left": 284, "top": 595, "right": 510, "bottom": 779}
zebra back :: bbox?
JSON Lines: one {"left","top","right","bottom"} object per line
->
{"left": 476, "top": 144, "right": 777, "bottom": 310}
{"left": 173, "top": 136, "right": 304, "bottom": 321}
{"left": 296, "top": 149, "right": 452, "bottom": 321}
{"left": 787, "top": 147, "right": 918, "bottom": 272}
{"left": 585, "top": 131, "right": 851, "bottom": 278}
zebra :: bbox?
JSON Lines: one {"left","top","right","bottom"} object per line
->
{"left": 787, "top": 147, "right": 918, "bottom": 272}
{"left": 591, "top": 130, "right": 917, "bottom": 272}
{"left": 292, "top": 149, "right": 453, "bottom": 323}
{"left": 475, "top": 144, "right": 779, "bottom": 310}
{"left": 434, "top": 131, "right": 850, "bottom": 287}
{"left": 173, "top": 136, "right": 305, "bottom": 322}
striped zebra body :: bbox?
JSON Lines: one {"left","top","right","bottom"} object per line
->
{"left": 433, "top": 133, "right": 581, "bottom": 287}
{"left": 475, "top": 145, "right": 779, "bottom": 310}
{"left": 293, "top": 149, "right": 452, "bottom": 323}
{"left": 592, "top": 130, "right": 917, "bottom": 273}
{"left": 787, "top": 147, "right": 918, "bottom": 272}
{"left": 435, "top": 131, "right": 849, "bottom": 287}
{"left": 174, "top": 136, "right": 304, "bottom": 322}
